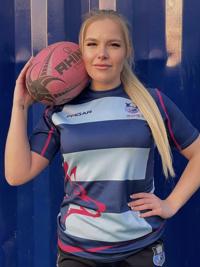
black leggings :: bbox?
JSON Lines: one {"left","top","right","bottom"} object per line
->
{"left": 57, "top": 240, "right": 165, "bottom": 267}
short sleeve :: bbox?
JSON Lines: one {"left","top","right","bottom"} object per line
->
{"left": 155, "top": 89, "right": 199, "bottom": 150}
{"left": 29, "top": 107, "right": 60, "bottom": 161}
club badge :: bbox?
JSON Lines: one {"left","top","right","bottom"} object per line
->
{"left": 152, "top": 242, "right": 165, "bottom": 266}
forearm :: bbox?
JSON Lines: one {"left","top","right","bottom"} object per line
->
{"left": 5, "top": 103, "right": 32, "bottom": 183}
{"left": 129, "top": 139, "right": 200, "bottom": 219}
{"left": 166, "top": 152, "right": 200, "bottom": 213}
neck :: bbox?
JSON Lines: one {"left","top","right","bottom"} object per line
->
{"left": 91, "top": 81, "right": 121, "bottom": 91}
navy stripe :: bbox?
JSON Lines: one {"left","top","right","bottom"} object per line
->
{"left": 58, "top": 120, "right": 153, "bottom": 154}
{"left": 69, "top": 83, "right": 129, "bottom": 104}
{"left": 57, "top": 222, "right": 165, "bottom": 261}
{"left": 62, "top": 180, "right": 154, "bottom": 213}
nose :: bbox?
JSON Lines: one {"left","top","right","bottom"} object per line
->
{"left": 97, "top": 46, "right": 109, "bottom": 59}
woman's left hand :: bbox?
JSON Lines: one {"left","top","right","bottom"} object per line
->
{"left": 128, "top": 193, "right": 177, "bottom": 219}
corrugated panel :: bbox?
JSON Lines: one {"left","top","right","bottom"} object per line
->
{"left": 0, "top": 1, "right": 199, "bottom": 267}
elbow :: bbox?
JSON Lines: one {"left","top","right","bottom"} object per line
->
{"left": 5, "top": 174, "right": 22, "bottom": 186}
{"left": 7, "top": 180, "right": 20, "bottom": 186}
{"left": 4, "top": 170, "right": 30, "bottom": 186}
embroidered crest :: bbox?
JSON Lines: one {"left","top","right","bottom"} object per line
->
{"left": 152, "top": 243, "right": 165, "bottom": 266}
{"left": 125, "top": 102, "right": 139, "bottom": 114}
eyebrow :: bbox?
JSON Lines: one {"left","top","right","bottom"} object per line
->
{"left": 84, "top": 38, "right": 122, "bottom": 42}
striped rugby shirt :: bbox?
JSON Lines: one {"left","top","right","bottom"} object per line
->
{"left": 30, "top": 84, "right": 199, "bottom": 262}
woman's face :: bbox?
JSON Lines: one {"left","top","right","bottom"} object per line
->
{"left": 82, "top": 18, "right": 127, "bottom": 90}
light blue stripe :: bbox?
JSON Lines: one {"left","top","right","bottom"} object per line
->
{"left": 52, "top": 97, "right": 145, "bottom": 125}
{"left": 63, "top": 147, "right": 150, "bottom": 181}
{"left": 65, "top": 204, "right": 152, "bottom": 242}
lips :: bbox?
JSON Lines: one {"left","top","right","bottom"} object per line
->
{"left": 93, "top": 64, "right": 112, "bottom": 69}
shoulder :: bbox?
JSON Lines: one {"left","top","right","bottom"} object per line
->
{"left": 146, "top": 87, "right": 164, "bottom": 109}
{"left": 146, "top": 87, "right": 161, "bottom": 101}
{"left": 146, "top": 87, "right": 175, "bottom": 113}
{"left": 43, "top": 105, "right": 63, "bottom": 118}
{"left": 145, "top": 88, "right": 180, "bottom": 121}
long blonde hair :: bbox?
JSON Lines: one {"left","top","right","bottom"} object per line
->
{"left": 79, "top": 9, "right": 175, "bottom": 177}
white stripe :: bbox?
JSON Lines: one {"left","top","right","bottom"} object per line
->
{"left": 99, "top": 0, "right": 116, "bottom": 10}
{"left": 30, "top": 0, "right": 48, "bottom": 122}
{"left": 65, "top": 204, "right": 152, "bottom": 242}
{"left": 89, "top": 0, "right": 91, "bottom": 11}
{"left": 165, "top": 0, "right": 183, "bottom": 67}
{"left": 52, "top": 97, "right": 145, "bottom": 125}
{"left": 63, "top": 147, "right": 150, "bottom": 181}
{"left": 14, "top": 0, "right": 31, "bottom": 62}
{"left": 30, "top": 0, "right": 48, "bottom": 55}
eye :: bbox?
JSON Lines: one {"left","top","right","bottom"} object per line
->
{"left": 86, "top": 42, "right": 97, "bottom": 46}
{"left": 111, "top": 43, "right": 121, "bottom": 47}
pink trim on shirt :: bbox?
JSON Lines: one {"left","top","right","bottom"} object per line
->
{"left": 58, "top": 239, "right": 113, "bottom": 253}
{"left": 41, "top": 127, "right": 54, "bottom": 156}
{"left": 41, "top": 108, "right": 54, "bottom": 156}
{"left": 156, "top": 89, "right": 181, "bottom": 150}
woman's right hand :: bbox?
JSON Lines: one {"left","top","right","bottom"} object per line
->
{"left": 13, "top": 58, "right": 35, "bottom": 109}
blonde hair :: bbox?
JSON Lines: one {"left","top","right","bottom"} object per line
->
{"left": 79, "top": 9, "right": 175, "bottom": 177}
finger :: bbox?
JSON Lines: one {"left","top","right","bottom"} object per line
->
{"left": 130, "top": 204, "right": 154, "bottom": 211}
{"left": 21, "top": 57, "right": 33, "bottom": 73}
{"left": 128, "top": 198, "right": 150, "bottom": 207}
{"left": 130, "top": 192, "right": 154, "bottom": 200}
{"left": 139, "top": 209, "right": 160, "bottom": 218}
{"left": 16, "top": 57, "right": 33, "bottom": 83}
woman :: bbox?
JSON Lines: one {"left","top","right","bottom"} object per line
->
{"left": 5, "top": 9, "right": 200, "bottom": 267}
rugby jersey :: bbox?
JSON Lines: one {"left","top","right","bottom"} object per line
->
{"left": 30, "top": 84, "right": 199, "bottom": 262}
